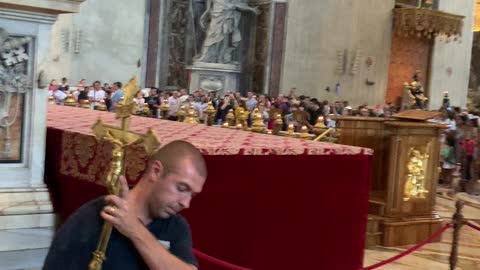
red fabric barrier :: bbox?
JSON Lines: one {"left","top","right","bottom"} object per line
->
{"left": 45, "top": 106, "right": 373, "bottom": 270}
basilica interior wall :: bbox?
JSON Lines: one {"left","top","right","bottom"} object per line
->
{"left": 281, "top": 0, "right": 395, "bottom": 106}
{"left": 428, "top": 0, "right": 474, "bottom": 110}
{"left": 45, "top": 0, "right": 147, "bottom": 86}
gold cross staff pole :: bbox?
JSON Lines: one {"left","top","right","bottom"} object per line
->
{"left": 88, "top": 77, "right": 160, "bottom": 270}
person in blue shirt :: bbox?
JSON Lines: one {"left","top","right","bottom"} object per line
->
{"left": 43, "top": 140, "right": 207, "bottom": 270}
{"left": 110, "top": 81, "right": 124, "bottom": 111}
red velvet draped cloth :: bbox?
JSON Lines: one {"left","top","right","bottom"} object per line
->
{"left": 45, "top": 105, "right": 373, "bottom": 270}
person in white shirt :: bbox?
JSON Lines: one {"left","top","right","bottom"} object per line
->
{"left": 194, "top": 97, "right": 208, "bottom": 122}
{"left": 133, "top": 91, "right": 145, "bottom": 113}
{"left": 87, "top": 81, "right": 106, "bottom": 109}
{"left": 51, "top": 89, "right": 67, "bottom": 105}
{"left": 168, "top": 91, "right": 180, "bottom": 120}
{"left": 178, "top": 89, "right": 189, "bottom": 104}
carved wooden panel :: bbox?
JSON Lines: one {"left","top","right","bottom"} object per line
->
{"left": 386, "top": 34, "right": 432, "bottom": 106}
{"left": 335, "top": 118, "right": 389, "bottom": 197}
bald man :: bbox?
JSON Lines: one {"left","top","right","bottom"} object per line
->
{"left": 43, "top": 141, "right": 207, "bottom": 270}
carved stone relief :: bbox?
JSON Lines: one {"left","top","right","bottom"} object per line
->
{"left": 199, "top": 74, "right": 225, "bottom": 92}
{"left": 0, "top": 28, "right": 31, "bottom": 162}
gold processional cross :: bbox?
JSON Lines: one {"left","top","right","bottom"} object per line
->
{"left": 88, "top": 77, "right": 160, "bottom": 270}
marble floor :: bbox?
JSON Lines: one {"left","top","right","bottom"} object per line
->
{"left": 364, "top": 186, "right": 480, "bottom": 270}
{"left": 0, "top": 228, "right": 52, "bottom": 270}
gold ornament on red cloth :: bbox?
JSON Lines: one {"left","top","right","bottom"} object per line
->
{"left": 178, "top": 105, "right": 187, "bottom": 122}
{"left": 205, "top": 101, "right": 216, "bottom": 126}
{"left": 81, "top": 99, "right": 91, "bottom": 109}
{"left": 160, "top": 100, "right": 169, "bottom": 119}
{"left": 64, "top": 94, "right": 77, "bottom": 107}
{"left": 251, "top": 108, "right": 266, "bottom": 133}
{"left": 96, "top": 100, "right": 107, "bottom": 111}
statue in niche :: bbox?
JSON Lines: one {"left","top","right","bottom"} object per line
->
{"left": 403, "top": 70, "right": 428, "bottom": 110}
{"left": 195, "top": 0, "right": 259, "bottom": 64}
{"left": 0, "top": 27, "right": 31, "bottom": 161}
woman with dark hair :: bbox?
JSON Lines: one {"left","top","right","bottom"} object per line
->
{"left": 214, "top": 96, "right": 233, "bottom": 125}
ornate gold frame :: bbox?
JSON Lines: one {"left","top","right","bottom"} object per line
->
{"left": 393, "top": 8, "right": 465, "bottom": 41}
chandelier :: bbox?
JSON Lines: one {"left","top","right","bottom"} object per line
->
{"left": 393, "top": 8, "right": 465, "bottom": 42}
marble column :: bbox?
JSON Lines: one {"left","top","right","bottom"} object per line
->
{"left": 145, "top": 0, "right": 161, "bottom": 87}
{"left": 267, "top": 0, "right": 288, "bottom": 97}
{"left": 0, "top": 0, "right": 85, "bottom": 230}
{"left": 251, "top": 0, "right": 288, "bottom": 96}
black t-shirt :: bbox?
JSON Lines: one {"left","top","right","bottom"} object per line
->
{"left": 309, "top": 109, "right": 323, "bottom": 126}
{"left": 43, "top": 197, "right": 197, "bottom": 270}
{"left": 146, "top": 96, "right": 160, "bottom": 117}
{"left": 78, "top": 90, "right": 88, "bottom": 101}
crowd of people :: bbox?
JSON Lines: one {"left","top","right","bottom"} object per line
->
{"left": 47, "top": 78, "right": 400, "bottom": 129}
{"left": 48, "top": 77, "right": 479, "bottom": 195}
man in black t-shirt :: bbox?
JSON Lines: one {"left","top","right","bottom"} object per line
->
{"left": 44, "top": 140, "right": 207, "bottom": 270}
{"left": 146, "top": 87, "right": 160, "bottom": 118}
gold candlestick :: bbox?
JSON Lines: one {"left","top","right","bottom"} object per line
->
{"left": 96, "top": 100, "right": 107, "bottom": 111}
{"left": 185, "top": 108, "right": 198, "bottom": 124}
{"left": 64, "top": 94, "right": 77, "bottom": 107}
{"left": 178, "top": 105, "right": 187, "bottom": 122}
{"left": 273, "top": 114, "right": 283, "bottom": 135}
{"left": 226, "top": 109, "right": 235, "bottom": 127}
{"left": 142, "top": 103, "right": 150, "bottom": 116}
{"left": 299, "top": 125, "right": 312, "bottom": 140}
{"left": 313, "top": 116, "right": 327, "bottom": 136}
{"left": 160, "top": 100, "right": 169, "bottom": 119}
{"left": 82, "top": 100, "right": 91, "bottom": 109}
{"left": 240, "top": 110, "right": 249, "bottom": 130}
{"left": 287, "top": 124, "right": 296, "bottom": 137}
{"left": 251, "top": 108, "right": 266, "bottom": 133}
{"left": 205, "top": 101, "right": 216, "bottom": 126}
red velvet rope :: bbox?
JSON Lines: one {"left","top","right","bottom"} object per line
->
{"left": 193, "top": 249, "right": 253, "bottom": 270}
{"left": 192, "top": 223, "right": 458, "bottom": 270}
{"left": 362, "top": 224, "right": 452, "bottom": 270}
{"left": 466, "top": 221, "right": 480, "bottom": 232}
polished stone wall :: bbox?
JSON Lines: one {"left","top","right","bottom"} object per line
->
{"left": 281, "top": 0, "right": 395, "bottom": 106}
{"left": 428, "top": 0, "right": 475, "bottom": 109}
{"left": 45, "top": 0, "right": 147, "bottom": 85}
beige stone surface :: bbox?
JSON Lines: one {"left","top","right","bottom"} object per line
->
{"left": 281, "top": 0, "right": 395, "bottom": 106}
{"left": 43, "top": 0, "right": 146, "bottom": 86}
{"left": 428, "top": 0, "right": 475, "bottom": 110}
{"left": 0, "top": 0, "right": 84, "bottom": 14}
{"left": 281, "top": 0, "right": 474, "bottom": 108}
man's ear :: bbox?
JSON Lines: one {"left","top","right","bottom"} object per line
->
{"left": 149, "top": 160, "right": 165, "bottom": 182}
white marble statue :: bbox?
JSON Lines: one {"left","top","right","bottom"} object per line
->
{"left": 195, "top": 0, "right": 259, "bottom": 64}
